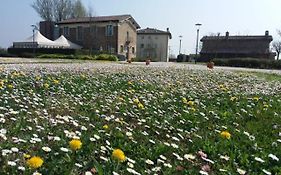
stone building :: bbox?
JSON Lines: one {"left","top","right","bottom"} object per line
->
{"left": 54, "top": 14, "right": 140, "bottom": 59}
{"left": 200, "top": 31, "right": 275, "bottom": 61}
{"left": 136, "top": 28, "right": 172, "bottom": 62}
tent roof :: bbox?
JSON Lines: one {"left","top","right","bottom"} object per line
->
{"left": 23, "top": 31, "right": 57, "bottom": 46}
{"left": 54, "top": 35, "right": 82, "bottom": 49}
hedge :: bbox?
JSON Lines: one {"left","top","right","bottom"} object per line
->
{"left": 213, "top": 58, "right": 281, "bottom": 69}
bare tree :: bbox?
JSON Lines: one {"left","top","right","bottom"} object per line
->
{"left": 272, "top": 41, "right": 281, "bottom": 60}
{"left": 32, "top": 0, "right": 89, "bottom": 22}
{"left": 31, "top": 0, "right": 54, "bottom": 21}
{"left": 71, "top": 0, "right": 87, "bottom": 18}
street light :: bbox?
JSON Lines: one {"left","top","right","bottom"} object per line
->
{"left": 179, "top": 35, "right": 183, "bottom": 55}
{"left": 195, "top": 23, "right": 202, "bottom": 63}
{"left": 31, "top": 25, "right": 38, "bottom": 57}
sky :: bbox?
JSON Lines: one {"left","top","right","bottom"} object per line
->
{"left": 1, "top": 0, "right": 281, "bottom": 55}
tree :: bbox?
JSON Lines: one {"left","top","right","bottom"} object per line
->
{"left": 53, "top": 0, "right": 73, "bottom": 22}
{"left": 31, "top": 0, "right": 54, "bottom": 21}
{"left": 71, "top": 0, "right": 87, "bottom": 18}
{"left": 32, "top": 0, "right": 88, "bottom": 22}
{"left": 272, "top": 41, "right": 281, "bottom": 60}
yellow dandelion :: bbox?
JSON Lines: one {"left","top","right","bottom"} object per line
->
{"left": 53, "top": 80, "right": 59, "bottom": 84}
{"left": 43, "top": 83, "right": 49, "bottom": 88}
{"left": 133, "top": 98, "right": 140, "bottom": 104}
{"left": 187, "top": 101, "right": 194, "bottom": 106}
{"left": 128, "top": 81, "right": 133, "bottom": 85}
{"left": 26, "top": 156, "right": 43, "bottom": 169}
{"left": 103, "top": 124, "right": 109, "bottom": 130}
{"left": 7, "top": 84, "right": 13, "bottom": 89}
{"left": 220, "top": 131, "right": 231, "bottom": 139}
{"left": 190, "top": 107, "right": 196, "bottom": 112}
{"left": 253, "top": 96, "right": 259, "bottom": 101}
{"left": 138, "top": 103, "right": 144, "bottom": 109}
{"left": 69, "top": 139, "right": 82, "bottom": 151}
{"left": 112, "top": 149, "right": 126, "bottom": 162}
{"left": 230, "top": 96, "right": 238, "bottom": 101}
{"left": 182, "top": 97, "right": 187, "bottom": 104}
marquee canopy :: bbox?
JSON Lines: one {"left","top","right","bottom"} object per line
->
{"left": 13, "top": 31, "right": 82, "bottom": 49}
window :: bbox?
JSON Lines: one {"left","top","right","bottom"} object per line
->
{"left": 105, "top": 25, "right": 113, "bottom": 36}
{"left": 63, "top": 27, "right": 69, "bottom": 36}
{"left": 141, "top": 36, "right": 144, "bottom": 39}
{"left": 140, "top": 44, "right": 144, "bottom": 48}
{"left": 154, "top": 44, "right": 158, "bottom": 48}
{"left": 77, "top": 26, "right": 83, "bottom": 41}
{"left": 120, "top": 45, "right": 124, "bottom": 53}
{"left": 132, "top": 47, "right": 135, "bottom": 54}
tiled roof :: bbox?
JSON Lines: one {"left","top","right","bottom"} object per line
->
{"left": 137, "top": 28, "right": 172, "bottom": 38}
{"left": 201, "top": 35, "right": 273, "bottom": 41}
{"left": 57, "top": 14, "right": 140, "bottom": 28}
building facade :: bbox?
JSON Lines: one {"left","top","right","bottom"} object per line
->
{"left": 200, "top": 31, "right": 275, "bottom": 61}
{"left": 136, "top": 28, "right": 172, "bottom": 62}
{"left": 56, "top": 14, "right": 140, "bottom": 59}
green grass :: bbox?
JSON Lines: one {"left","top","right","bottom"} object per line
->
{"left": 0, "top": 66, "right": 280, "bottom": 174}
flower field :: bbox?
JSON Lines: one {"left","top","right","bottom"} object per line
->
{"left": 0, "top": 63, "right": 281, "bottom": 175}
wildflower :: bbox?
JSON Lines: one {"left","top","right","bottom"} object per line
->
{"left": 220, "top": 131, "right": 231, "bottom": 139}
{"left": 230, "top": 96, "right": 238, "bottom": 101}
{"left": 128, "top": 81, "right": 133, "bottom": 85}
{"left": 112, "top": 149, "right": 126, "bottom": 162}
{"left": 53, "top": 80, "right": 59, "bottom": 84}
{"left": 138, "top": 103, "right": 144, "bottom": 109}
{"left": 7, "top": 84, "right": 13, "bottom": 89}
{"left": 254, "top": 157, "right": 265, "bottom": 163}
{"left": 190, "top": 107, "right": 196, "bottom": 112}
{"left": 69, "top": 139, "right": 82, "bottom": 151}
{"left": 253, "top": 96, "right": 259, "bottom": 101}
{"left": 42, "top": 147, "right": 51, "bottom": 152}
{"left": 145, "top": 159, "right": 154, "bottom": 165}
{"left": 103, "top": 124, "right": 109, "bottom": 130}
{"left": 187, "top": 100, "right": 194, "bottom": 106}
{"left": 268, "top": 154, "right": 279, "bottom": 161}
{"left": 262, "top": 169, "right": 272, "bottom": 175}
{"left": 182, "top": 97, "right": 187, "bottom": 104}
{"left": 26, "top": 156, "right": 44, "bottom": 169}
{"left": 43, "top": 83, "right": 49, "bottom": 88}
{"left": 133, "top": 98, "right": 140, "bottom": 104}
{"left": 24, "top": 153, "right": 31, "bottom": 159}
{"left": 237, "top": 168, "right": 246, "bottom": 175}
{"left": 184, "top": 154, "right": 196, "bottom": 160}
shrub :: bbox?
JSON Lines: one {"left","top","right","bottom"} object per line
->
{"left": 37, "top": 54, "right": 76, "bottom": 59}
{"left": 95, "top": 54, "right": 118, "bottom": 61}
{"left": 213, "top": 58, "right": 281, "bottom": 69}
{"left": 0, "top": 48, "right": 15, "bottom": 57}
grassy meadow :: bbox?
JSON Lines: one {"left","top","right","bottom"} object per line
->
{"left": 0, "top": 63, "right": 280, "bottom": 175}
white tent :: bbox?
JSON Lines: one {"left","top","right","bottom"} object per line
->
{"left": 13, "top": 31, "right": 82, "bottom": 49}
{"left": 54, "top": 35, "right": 82, "bottom": 49}
{"left": 13, "top": 31, "right": 58, "bottom": 48}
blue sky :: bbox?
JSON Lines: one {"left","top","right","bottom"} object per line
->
{"left": 1, "top": 0, "right": 281, "bottom": 55}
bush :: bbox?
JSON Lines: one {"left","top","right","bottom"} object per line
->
{"left": 95, "top": 54, "right": 118, "bottom": 61}
{"left": 213, "top": 58, "right": 281, "bottom": 69}
{"left": 37, "top": 54, "right": 76, "bottom": 59}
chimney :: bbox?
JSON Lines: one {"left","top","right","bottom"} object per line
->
{"left": 265, "top": 30, "right": 269, "bottom": 36}
{"left": 226, "top": 31, "right": 229, "bottom": 37}
{"left": 167, "top": 28, "right": 170, "bottom": 32}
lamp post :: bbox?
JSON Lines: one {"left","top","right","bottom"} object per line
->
{"left": 179, "top": 35, "right": 183, "bottom": 55}
{"left": 31, "top": 25, "right": 38, "bottom": 57}
{"left": 195, "top": 23, "right": 202, "bottom": 63}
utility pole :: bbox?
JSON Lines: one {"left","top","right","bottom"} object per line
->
{"left": 195, "top": 23, "right": 202, "bottom": 63}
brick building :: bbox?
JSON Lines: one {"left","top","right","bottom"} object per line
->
{"left": 200, "top": 31, "right": 275, "bottom": 61}
{"left": 56, "top": 14, "right": 140, "bottom": 59}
